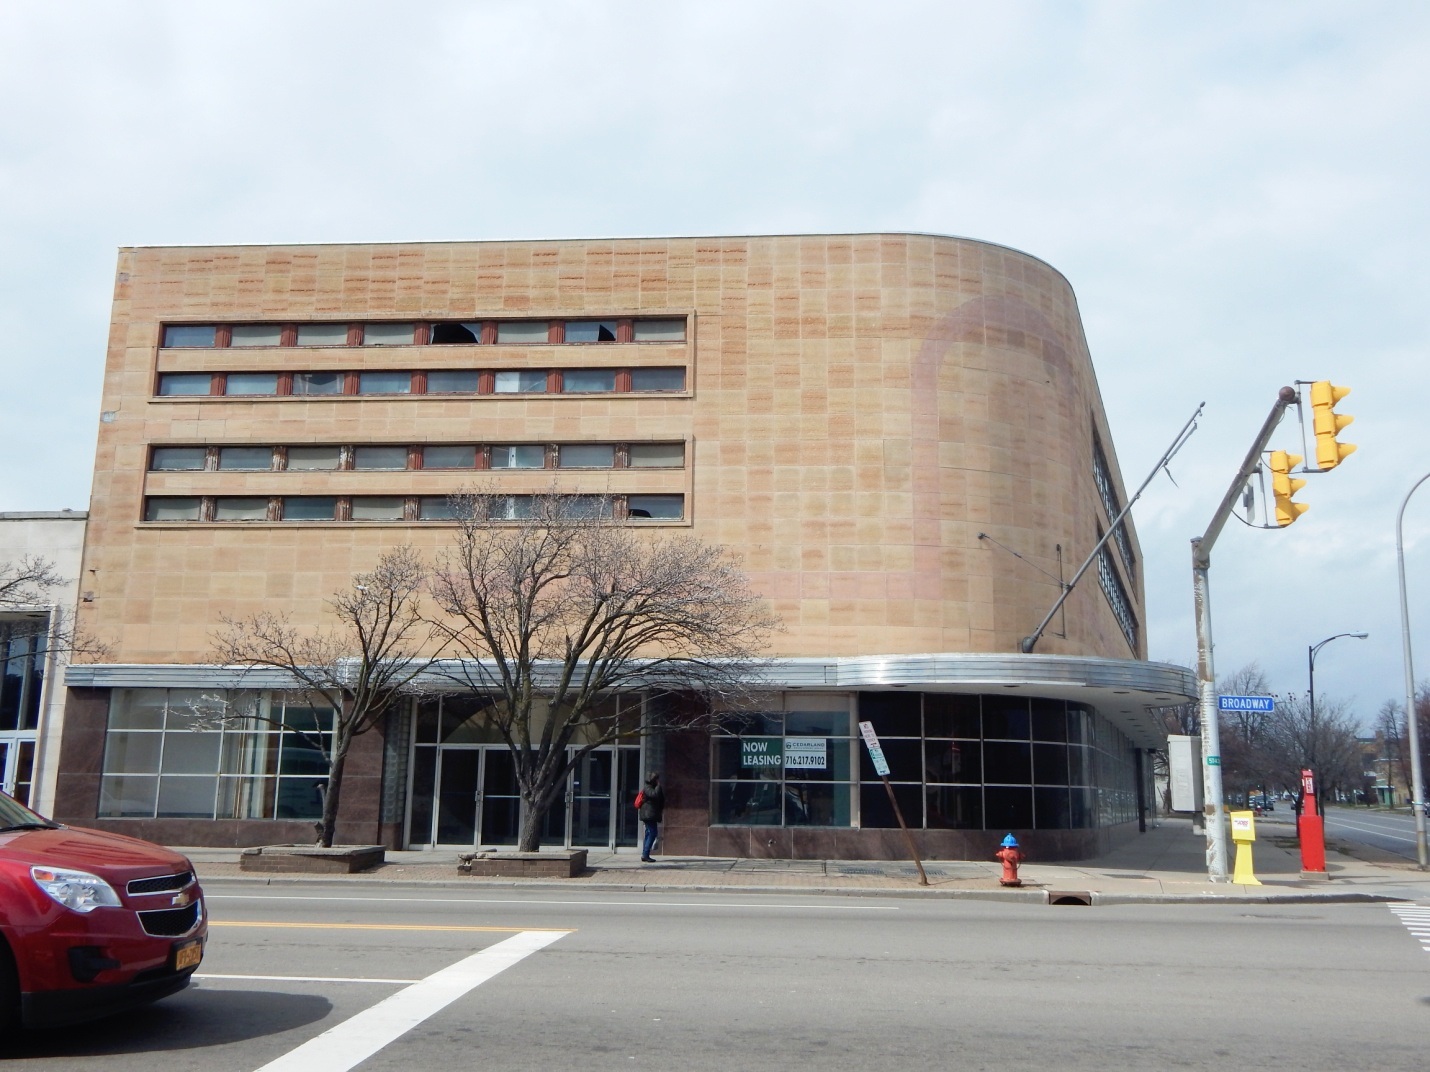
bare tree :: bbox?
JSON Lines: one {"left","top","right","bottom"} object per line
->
{"left": 428, "top": 492, "right": 779, "bottom": 852}
{"left": 1254, "top": 691, "right": 1363, "bottom": 809}
{"left": 0, "top": 555, "right": 109, "bottom": 672}
{"left": 1216, "top": 663, "right": 1273, "bottom": 803}
{"left": 210, "top": 546, "right": 438, "bottom": 846}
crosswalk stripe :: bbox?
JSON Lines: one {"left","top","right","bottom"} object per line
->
{"left": 1389, "top": 904, "right": 1430, "bottom": 960}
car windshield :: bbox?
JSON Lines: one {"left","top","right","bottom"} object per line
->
{"left": 0, "top": 793, "right": 57, "bottom": 831}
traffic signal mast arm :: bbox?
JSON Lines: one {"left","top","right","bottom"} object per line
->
{"left": 1192, "top": 385, "right": 1299, "bottom": 882}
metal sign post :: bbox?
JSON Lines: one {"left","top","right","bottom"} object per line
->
{"left": 858, "top": 721, "right": 928, "bottom": 886}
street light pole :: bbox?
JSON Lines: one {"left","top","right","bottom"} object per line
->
{"left": 1307, "top": 631, "right": 1368, "bottom": 799}
{"left": 1396, "top": 472, "right": 1430, "bottom": 869}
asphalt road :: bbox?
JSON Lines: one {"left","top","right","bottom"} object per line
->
{"left": 1325, "top": 806, "right": 1428, "bottom": 861}
{"left": 5, "top": 881, "right": 1429, "bottom": 1071}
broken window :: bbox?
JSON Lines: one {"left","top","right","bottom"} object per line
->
{"left": 431, "top": 322, "right": 483, "bottom": 345}
{"left": 292, "top": 372, "right": 343, "bottom": 395}
{"left": 493, "top": 370, "right": 548, "bottom": 394}
{"left": 564, "top": 320, "right": 618, "bottom": 343}
{"left": 626, "top": 495, "right": 683, "bottom": 520}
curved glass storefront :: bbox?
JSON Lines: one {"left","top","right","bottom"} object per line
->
{"left": 710, "top": 691, "right": 1141, "bottom": 831}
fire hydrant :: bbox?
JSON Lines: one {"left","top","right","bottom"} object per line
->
{"left": 995, "top": 834, "right": 1023, "bottom": 887}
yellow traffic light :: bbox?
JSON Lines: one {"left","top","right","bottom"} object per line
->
{"left": 1268, "top": 450, "right": 1308, "bottom": 527}
{"left": 1309, "top": 381, "right": 1356, "bottom": 470}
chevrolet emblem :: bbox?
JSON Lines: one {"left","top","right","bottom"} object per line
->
{"left": 171, "top": 890, "right": 191, "bottom": 907}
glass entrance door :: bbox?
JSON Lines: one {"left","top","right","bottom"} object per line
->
{"left": 569, "top": 751, "right": 613, "bottom": 846}
{"left": 433, "top": 747, "right": 523, "bottom": 847}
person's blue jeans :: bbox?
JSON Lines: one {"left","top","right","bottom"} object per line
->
{"left": 642, "top": 821, "right": 659, "bottom": 859}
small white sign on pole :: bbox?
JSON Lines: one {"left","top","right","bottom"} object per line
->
{"left": 857, "top": 721, "right": 891, "bottom": 777}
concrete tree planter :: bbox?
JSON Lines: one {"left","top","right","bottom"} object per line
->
{"left": 239, "top": 845, "right": 386, "bottom": 874}
{"left": 457, "top": 850, "right": 588, "bottom": 879}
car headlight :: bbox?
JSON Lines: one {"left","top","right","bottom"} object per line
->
{"left": 30, "top": 866, "right": 122, "bottom": 913}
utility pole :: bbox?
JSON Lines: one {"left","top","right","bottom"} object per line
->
{"left": 1192, "top": 386, "right": 1299, "bottom": 881}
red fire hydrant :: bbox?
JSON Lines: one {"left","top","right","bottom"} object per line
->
{"left": 995, "top": 834, "right": 1023, "bottom": 887}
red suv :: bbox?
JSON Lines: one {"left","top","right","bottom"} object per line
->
{"left": 0, "top": 791, "right": 205, "bottom": 1031}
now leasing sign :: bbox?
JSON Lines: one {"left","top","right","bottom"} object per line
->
{"left": 739, "top": 737, "right": 828, "bottom": 770}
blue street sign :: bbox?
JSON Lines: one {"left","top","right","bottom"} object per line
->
{"left": 1217, "top": 694, "right": 1275, "bottom": 713}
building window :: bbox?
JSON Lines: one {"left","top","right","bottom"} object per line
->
{"left": 292, "top": 372, "right": 343, "bottom": 396}
{"left": 496, "top": 321, "right": 549, "bottom": 344}
{"left": 422, "top": 445, "right": 476, "bottom": 469}
{"left": 626, "top": 495, "right": 683, "bottom": 520}
{"left": 561, "top": 369, "right": 617, "bottom": 394}
{"left": 419, "top": 496, "right": 463, "bottom": 520}
{"left": 351, "top": 496, "right": 405, "bottom": 521}
{"left": 630, "top": 367, "right": 686, "bottom": 392}
{"left": 230, "top": 325, "right": 284, "bottom": 348}
{"left": 358, "top": 371, "right": 413, "bottom": 395}
{"left": 558, "top": 444, "right": 615, "bottom": 469}
{"left": 296, "top": 323, "right": 349, "bottom": 346}
{"left": 162, "top": 325, "right": 217, "bottom": 348}
{"left": 431, "top": 322, "right": 483, "bottom": 345}
{"left": 282, "top": 496, "right": 338, "bottom": 521}
{"left": 0, "top": 622, "right": 46, "bottom": 735}
{"left": 217, "top": 447, "right": 274, "bottom": 471}
{"left": 352, "top": 446, "right": 410, "bottom": 471}
{"left": 1092, "top": 431, "right": 1137, "bottom": 585}
{"left": 486, "top": 495, "right": 535, "bottom": 520}
{"left": 427, "top": 370, "right": 481, "bottom": 393}
{"left": 144, "top": 497, "right": 202, "bottom": 521}
{"left": 629, "top": 442, "right": 685, "bottom": 468}
{"left": 1096, "top": 543, "right": 1139, "bottom": 652}
{"left": 493, "top": 370, "right": 549, "bottom": 394}
{"left": 98, "top": 689, "right": 333, "bottom": 821}
{"left": 565, "top": 320, "right": 618, "bottom": 343}
{"left": 150, "top": 447, "right": 208, "bottom": 471}
{"left": 157, "top": 373, "right": 213, "bottom": 396}
{"left": 632, "top": 318, "right": 686, "bottom": 342}
{"left": 225, "top": 372, "right": 280, "bottom": 396}
{"left": 363, "top": 323, "right": 415, "bottom": 347}
{"left": 213, "top": 497, "right": 270, "bottom": 521}
{"left": 285, "top": 446, "right": 342, "bottom": 471}
{"left": 712, "top": 706, "right": 855, "bottom": 827}
{"left": 490, "top": 445, "right": 546, "bottom": 469}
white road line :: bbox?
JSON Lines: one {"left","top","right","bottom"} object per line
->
{"left": 207, "top": 893, "right": 899, "bottom": 911}
{"left": 1389, "top": 906, "right": 1430, "bottom": 961}
{"left": 1324, "top": 819, "right": 1417, "bottom": 844}
{"left": 252, "top": 930, "right": 565, "bottom": 1072}
{"left": 196, "top": 974, "right": 419, "bottom": 985}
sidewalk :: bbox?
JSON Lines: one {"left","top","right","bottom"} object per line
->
{"left": 179, "top": 814, "right": 1430, "bottom": 905}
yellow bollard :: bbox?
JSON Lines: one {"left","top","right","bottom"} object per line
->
{"left": 1229, "top": 810, "right": 1260, "bottom": 885}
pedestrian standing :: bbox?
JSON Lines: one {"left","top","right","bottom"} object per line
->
{"left": 638, "top": 772, "right": 666, "bottom": 862}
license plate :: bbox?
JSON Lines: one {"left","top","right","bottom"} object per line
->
{"left": 173, "top": 939, "right": 202, "bottom": 971}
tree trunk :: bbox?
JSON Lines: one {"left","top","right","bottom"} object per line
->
{"left": 319, "top": 747, "right": 348, "bottom": 848}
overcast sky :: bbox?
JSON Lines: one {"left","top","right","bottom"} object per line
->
{"left": 2, "top": 1, "right": 1426, "bottom": 727}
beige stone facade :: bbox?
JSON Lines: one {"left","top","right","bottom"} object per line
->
{"left": 57, "top": 233, "right": 1191, "bottom": 857}
{"left": 79, "top": 234, "right": 1141, "bottom": 664}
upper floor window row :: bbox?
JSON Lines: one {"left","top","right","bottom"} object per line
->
{"left": 161, "top": 318, "right": 687, "bottom": 349}
{"left": 155, "top": 367, "right": 686, "bottom": 398}
{"left": 143, "top": 493, "right": 685, "bottom": 524}
{"left": 149, "top": 441, "right": 687, "bottom": 472}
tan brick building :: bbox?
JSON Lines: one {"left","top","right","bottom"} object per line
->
{"left": 58, "top": 233, "right": 1194, "bottom": 858}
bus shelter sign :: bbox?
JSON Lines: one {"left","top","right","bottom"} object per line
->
{"left": 740, "top": 737, "right": 827, "bottom": 770}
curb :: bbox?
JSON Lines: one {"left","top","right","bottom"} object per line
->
{"left": 195, "top": 870, "right": 1415, "bottom": 905}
